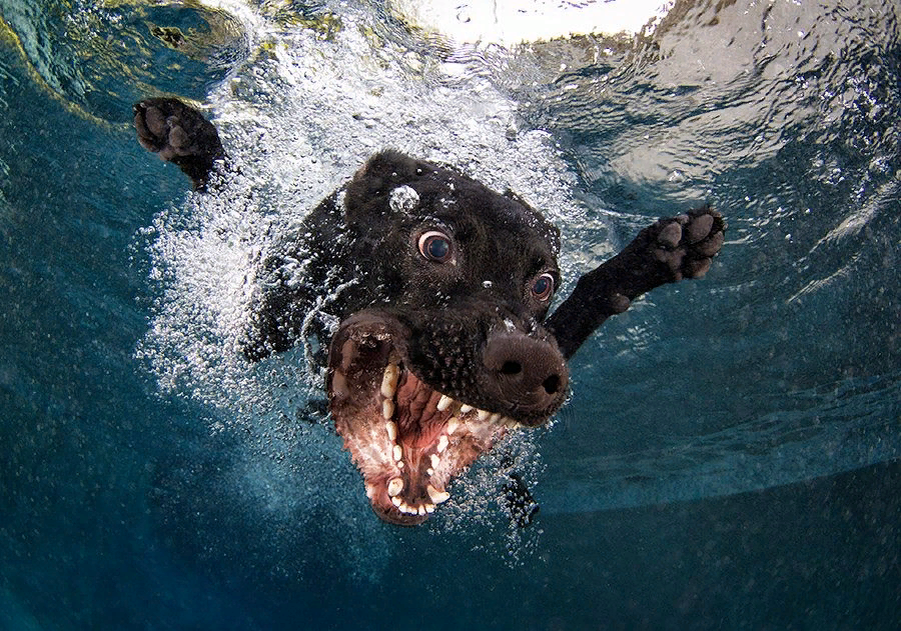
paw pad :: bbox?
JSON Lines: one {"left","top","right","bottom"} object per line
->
{"left": 651, "top": 207, "right": 725, "bottom": 282}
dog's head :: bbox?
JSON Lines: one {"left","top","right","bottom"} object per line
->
{"left": 327, "top": 151, "right": 568, "bottom": 524}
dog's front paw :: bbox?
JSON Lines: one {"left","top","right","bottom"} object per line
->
{"left": 133, "top": 98, "right": 218, "bottom": 161}
{"left": 133, "top": 98, "right": 225, "bottom": 188}
{"left": 649, "top": 206, "right": 725, "bottom": 281}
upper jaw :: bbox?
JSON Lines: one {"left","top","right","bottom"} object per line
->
{"left": 327, "top": 310, "right": 561, "bottom": 525}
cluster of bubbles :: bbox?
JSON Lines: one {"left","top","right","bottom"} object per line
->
{"left": 134, "top": 0, "right": 587, "bottom": 566}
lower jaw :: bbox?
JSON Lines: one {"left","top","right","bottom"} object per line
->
{"left": 354, "top": 410, "right": 516, "bottom": 523}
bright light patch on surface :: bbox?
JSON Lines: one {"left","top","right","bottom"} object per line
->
{"left": 388, "top": 0, "right": 674, "bottom": 47}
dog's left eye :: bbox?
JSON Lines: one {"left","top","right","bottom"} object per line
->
{"left": 531, "top": 273, "right": 555, "bottom": 301}
{"left": 418, "top": 231, "right": 453, "bottom": 263}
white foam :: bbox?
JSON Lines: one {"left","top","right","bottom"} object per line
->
{"left": 137, "top": 0, "right": 582, "bottom": 557}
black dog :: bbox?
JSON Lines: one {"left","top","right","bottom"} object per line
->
{"left": 134, "top": 98, "right": 725, "bottom": 525}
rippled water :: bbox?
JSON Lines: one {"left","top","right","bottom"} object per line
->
{"left": 1, "top": 0, "right": 898, "bottom": 629}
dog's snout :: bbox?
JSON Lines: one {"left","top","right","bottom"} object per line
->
{"left": 482, "top": 332, "right": 568, "bottom": 421}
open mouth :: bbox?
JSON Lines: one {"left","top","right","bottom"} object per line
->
{"left": 328, "top": 311, "right": 556, "bottom": 525}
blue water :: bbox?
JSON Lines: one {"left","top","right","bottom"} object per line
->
{"left": 1, "top": 1, "right": 899, "bottom": 629}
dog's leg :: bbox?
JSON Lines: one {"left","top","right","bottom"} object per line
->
{"left": 133, "top": 98, "right": 226, "bottom": 190}
{"left": 547, "top": 206, "right": 725, "bottom": 359}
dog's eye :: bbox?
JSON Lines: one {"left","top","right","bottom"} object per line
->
{"left": 418, "top": 231, "right": 453, "bottom": 263}
{"left": 531, "top": 273, "right": 555, "bottom": 301}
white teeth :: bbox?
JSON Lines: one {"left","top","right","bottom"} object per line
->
{"left": 436, "top": 394, "right": 454, "bottom": 412}
{"left": 488, "top": 412, "right": 502, "bottom": 424}
{"left": 381, "top": 363, "right": 400, "bottom": 399}
{"left": 387, "top": 477, "right": 404, "bottom": 497}
{"left": 384, "top": 480, "right": 446, "bottom": 516}
{"left": 427, "top": 484, "right": 450, "bottom": 504}
{"left": 373, "top": 375, "right": 480, "bottom": 518}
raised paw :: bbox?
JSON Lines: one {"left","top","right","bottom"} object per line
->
{"left": 133, "top": 98, "right": 225, "bottom": 188}
{"left": 544, "top": 205, "right": 725, "bottom": 359}
{"left": 649, "top": 205, "right": 726, "bottom": 282}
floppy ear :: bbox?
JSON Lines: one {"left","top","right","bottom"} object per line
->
{"left": 546, "top": 206, "right": 725, "bottom": 359}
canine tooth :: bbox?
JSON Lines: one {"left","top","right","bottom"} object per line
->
{"left": 437, "top": 394, "right": 454, "bottom": 412}
{"left": 385, "top": 420, "right": 397, "bottom": 441}
{"left": 425, "top": 503, "right": 435, "bottom": 513}
{"left": 459, "top": 404, "right": 473, "bottom": 414}
{"left": 489, "top": 412, "right": 502, "bottom": 424}
{"left": 380, "top": 363, "right": 400, "bottom": 398}
{"left": 477, "top": 409, "right": 490, "bottom": 421}
{"left": 387, "top": 477, "right": 404, "bottom": 497}
{"left": 447, "top": 417, "right": 459, "bottom": 435}
{"left": 437, "top": 434, "right": 449, "bottom": 453}
{"left": 430, "top": 453, "right": 440, "bottom": 469}
{"left": 392, "top": 444, "right": 403, "bottom": 462}
{"left": 331, "top": 369, "right": 349, "bottom": 400}
{"left": 382, "top": 399, "right": 395, "bottom": 420}
{"left": 418, "top": 505, "right": 426, "bottom": 516}
{"left": 392, "top": 496, "right": 402, "bottom": 507}
{"left": 427, "top": 484, "right": 450, "bottom": 504}
{"left": 503, "top": 417, "right": 519, "bottom": 428}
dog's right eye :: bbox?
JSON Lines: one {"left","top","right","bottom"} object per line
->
{"left": 418, "top": 231, "right": 453, "bottom": 263}
{"left": 531, "top": 273, "right": 555, "bottom": 301}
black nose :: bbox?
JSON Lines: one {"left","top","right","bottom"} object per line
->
{"left": 481, "top": 332, "right": 568, "bottom": 423}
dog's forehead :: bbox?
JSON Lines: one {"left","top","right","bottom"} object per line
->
{"left": 344, "top": 150, "right": 560, "bottom": 257}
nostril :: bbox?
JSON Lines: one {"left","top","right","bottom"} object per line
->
{"left": 501, "top": 361, "right": 522, "bottom": 375}
{"left": 542, "top": 374, "right": 561, "bottom": 395}
{"left": 483, "top": 332, "right": 568, "bottom": 409}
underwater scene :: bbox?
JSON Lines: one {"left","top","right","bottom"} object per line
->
{"left": 1, "top": 0, "right": 899, "bottom": 628}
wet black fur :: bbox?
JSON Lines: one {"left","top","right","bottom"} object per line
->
{"left": 133, "top": 96, "right": 725, "bottom": 408}
{"left": 245, "top": 151, "right": 565, "bottom": 411}
{"left": 133, "top": 98, "right": 725, "bottom": 522}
